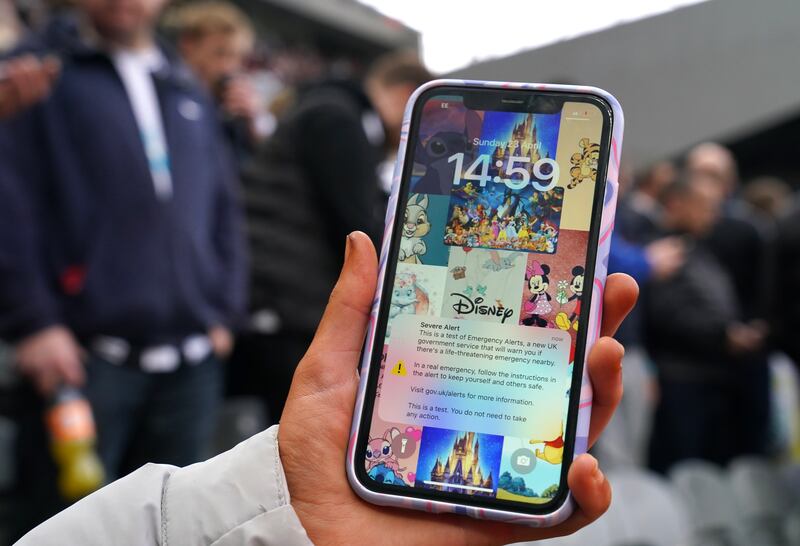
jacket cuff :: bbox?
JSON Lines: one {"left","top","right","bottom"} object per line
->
{"left": 164, "top": 425, "right": 314, "bottom": 546}
{"left": 2, "top": 294, "right": 61, "bottom": 343}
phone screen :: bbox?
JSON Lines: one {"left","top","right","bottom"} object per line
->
{"left": 356, "top": 86, "right": 611, "bottom": 513}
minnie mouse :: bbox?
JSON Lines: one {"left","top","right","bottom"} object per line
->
{"left": 522, "top": 260, "right": 553, "bottom": 327}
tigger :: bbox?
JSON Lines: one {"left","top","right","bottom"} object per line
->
{"left": 568, "top": 137, "right": 600, "bottom": 189}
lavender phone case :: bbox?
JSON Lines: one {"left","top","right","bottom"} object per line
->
{"left": 346, "top": 80, "right": 624, "bottom": 527}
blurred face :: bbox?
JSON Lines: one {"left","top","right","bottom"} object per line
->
{"left": 646, "top": 161, "right": 677, "bottom": 195}
{"left": 686, "top": 143, "right": 737, "bottom": 197}
{"left": 367, "top": 80, "right": 416, "bottom": 144}
{"left": 80, "top": 0, "right": 167, "bottom": 44}
{"left": 678, "top": 179, "right": 722, "bottom": 236}
{"left": 179, "top": 32, "right": 247, "bottom": 89}
{"left": 664, "top": 177, "right": 722, "bottom": 237}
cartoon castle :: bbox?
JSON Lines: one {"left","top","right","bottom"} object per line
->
{"left": 428, "top": 432, "right": 494, "bottom": 495}
{"left": 490, "top": 113, "right": 543, "bottom": 177}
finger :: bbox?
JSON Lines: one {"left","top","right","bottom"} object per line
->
{"left": 562, "top": 454, "right": 612, "bottom": 530}
{"left": 25, "top": 58, "right": 48, "bottom": 100}
{"left": 0, "top": 74, "right": 22, "bottom": 117}
{"left": 13, "top": 56, "right": 38, "bottom": 105}
{"left": 37, "top": 365, "right": 59, "bottom": 397}
{"left": 5, "top": 60, "right": 27, "bottom": 104}
{"left": 15, "top": 55, "right": 53, "bottom": 105}
{"left": 501, "top": 454, "right": 612, "bottom": 545}
{"left": 302, "top": 231, "right": 378, "bottom": 384}
{"left": 59, "top": 354, "right": 86, "bottom": 387}
{"left": 28, "top": 61, "right": 51, "bottom": 102}
{"left": 42, "top": 55, "right": 61, "bottom": 80}
{"left": 586, "top": 337, "right": 624, "bottom": 447}
{"left": 599, "top": 273, "right": 638, "bottom": 338}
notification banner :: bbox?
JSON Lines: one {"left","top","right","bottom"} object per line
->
{"left": 379, "top": 315, "right": 570, "bottom": 439}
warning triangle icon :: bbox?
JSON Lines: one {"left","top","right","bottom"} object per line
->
{"left": 391, "top": 360, "right": 407, "bottom": 377}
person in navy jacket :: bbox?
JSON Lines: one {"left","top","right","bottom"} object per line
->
{"left": 0, "top": 0, "right": 247, "bottom": 535}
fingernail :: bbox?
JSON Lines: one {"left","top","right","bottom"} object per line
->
{"left": 344, "top": 233, "right": 353, "bottom": 262}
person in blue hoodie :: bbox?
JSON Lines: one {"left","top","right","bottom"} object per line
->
{"left": 0, "top": 0, "right": 247, "bottom": 535}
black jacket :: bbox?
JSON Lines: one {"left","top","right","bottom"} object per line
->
{"left": 772, "top": 204, "right": 800, "bottom": 364}
{"left": 243, "top": 80, "right": 383, "bottom": 333}
{"left": 644, "top": 242, "right": 740, "bottom": 382}
{"left": 702, "top": 203, "right": 766, "bottom": 319}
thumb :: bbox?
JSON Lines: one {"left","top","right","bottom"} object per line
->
{"left": 301, "top": 231, "right": 378, "bottom": 387}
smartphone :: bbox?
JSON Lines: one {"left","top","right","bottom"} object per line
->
{"left": 347, "top": 80, "right": 623, "bottom": 526}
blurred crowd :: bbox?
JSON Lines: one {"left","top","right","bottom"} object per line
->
{"left": 596, "top": 145, "right": 800, "bottom": 475}
{"left": 0, "top": 0, "right": 429, "bottom": 540}
{"left": 0, "top": 0, "right": 799, "bottom": 543}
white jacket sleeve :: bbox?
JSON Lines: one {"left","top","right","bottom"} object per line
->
{"left": 15, "top": 425, "right": 314, "bottom": 546}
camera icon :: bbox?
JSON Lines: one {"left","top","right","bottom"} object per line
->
{"left": 510, "top": 448, "right": 536, "bottom": 474}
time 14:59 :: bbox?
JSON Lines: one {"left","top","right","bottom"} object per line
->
{"left": 447, "top": 153, "right": 560, "bottom": 192}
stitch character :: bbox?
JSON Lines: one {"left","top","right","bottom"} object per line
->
{"left": 413, "top": 132, "right": 472, "bottom": 194}
{"left": 413, "top": 110, "right": 482, "bottom": 194}
{"left": 522, "top": 261, "right": 552, "bottom": 327}
{"left": 365, "top": 427, "right": 406, "bottom": 476}
{"left": 399, "top": 194, "right": 430, "bottom": 264}
{"left": 556, "top": 266, "right": 584, "bottom": 331}
{"left": 569, "top": 138, "right": 600, "bottom": 189}
{"left": 368, "top": 465, "right": 406, "bottom": 486}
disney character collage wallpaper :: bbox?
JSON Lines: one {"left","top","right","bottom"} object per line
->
{"left": 366, "top": 93, "right": 604, "bottom": 505}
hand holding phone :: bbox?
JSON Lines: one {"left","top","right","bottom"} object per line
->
{"left": 277, "top": 231, "right": 637, "bottom": 545}
{"left": 346, "top": 80, "right": 626, "bottom": 526}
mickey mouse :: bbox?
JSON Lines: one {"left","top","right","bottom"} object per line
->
{"left": 556, "top": 265, "right": 584, "bottom": 331}
{"left": 568, "top": 266, "right": 584, "bottom": 320}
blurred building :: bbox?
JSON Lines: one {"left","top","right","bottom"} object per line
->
{"left": 231, "top": 0, "right": 419, "bottom": 67}
{"left": 450, "top": 0, "right": 800, "bottom": 185}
